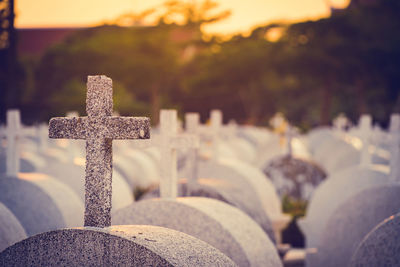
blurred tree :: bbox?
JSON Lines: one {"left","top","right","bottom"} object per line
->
{"left": 21, "top": 0, "right": 400, "bottom": 128}
{"left": 34, "top": 25, "right": 179, "bottom": 122}
{"left": 34, "top": 0, "right": 229, "bottom": 124}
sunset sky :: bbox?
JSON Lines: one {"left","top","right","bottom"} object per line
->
{"left": 16, "top": 0, "right": 350, "bottom": 35}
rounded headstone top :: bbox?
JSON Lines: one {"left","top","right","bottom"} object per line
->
{"left": 350, "top": 213, "right": 400, "bottom": 267}
{"left": 306, "top": 127, "right": 333, "bottom": 154}
{"left": 113, "top": 197, "right": 282, "bottom": 267}
{"left": 0, "top": 225, "right": 237, "bottom": 267}
{"left": 0, "top": 153, "right": 35, "bottom": 173}
{"left": 218, "top": 157, "right": 283, "bottom": 217}
{"left": 263, "top": 155, "right": 326, "bottom": 201}
{"left": 0, "top": 202, "right": 27, "bottom": 252}
{"left": 301, "top": 164, "right": 390, "bottom": 248}
{"left": 0, "top": 174, "right": 66, "bottom": 236}
{"left": 315, "top": 184, "right": 400, "bottom": 267}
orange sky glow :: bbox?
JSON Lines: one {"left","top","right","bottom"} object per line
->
{"left": 15, "top": 0, "right": 350, "bottom": 36}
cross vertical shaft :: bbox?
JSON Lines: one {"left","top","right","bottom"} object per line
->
{"left": 160, "top": 110, "right": 178, "bottom": 199}
{"left": 159, "top": 110, "right": 199, "bottom": 199}
{"left": 210, "top": 109, "right": 222, "bottom": 160}
{"left": 359, "top": 114, "right": 372, "bottom": 166}
{"left": 6, "top": 110, "right": 20, "bottom": 177}
{"left": 185, "top": 113, "right": 200, "bottom": 190}
{"left": 389, "top": 113, "right": 400, "bottom": 182}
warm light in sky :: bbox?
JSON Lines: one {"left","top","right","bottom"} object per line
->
{"left": 16, "top": 0, "right": 350, "bottom": 35}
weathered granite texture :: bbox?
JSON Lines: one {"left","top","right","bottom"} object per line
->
{"left": 0, "top": 225, "right": 237, "bottom": 267}
{"left": 0, "top": 174, "right": 66, "bottom": 236}
{"left": 263, "top": 155, "right": 326, "bottom": 201}
{"left": 195, "top": 159, "right": 277, "bottom": 242}
{"left": 183, "top": 156, "right": 289, "bottom": 243}
{"left": 350, "top": 213, "right": 400, "bottom": 267}
{"left": 0, "top": 203, "right": 27, "bottom": 252}
{"left": 299, "top": 164, "right": 390, "bottom": 249}
{"left": 141, "top": 176, "right": 276, "bottom": 244}
{"left": 113, "top": 197, "right": 282, "bottom": 267}
{"left": 217, "top": 158, "right": 289, "bottom": 229}
{"left": 48, "top": 75, "right": 150, "bottom": 228}
{"left": 312, "top": 184, "right": 400, "bottom": 267}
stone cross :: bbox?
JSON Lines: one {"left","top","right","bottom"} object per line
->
{"left": 49, "top": 75, "right": 150, "bottom": 228}
{"left": 389, "top": 113, "right": 400, "bottom": 182}
{"left": 6, "top": 109, "right": 21, "bottom": 177}
{"left": 359, "top": 114, "right": 372, "bottom": 166}
{"left": 210, "top": 109, "right": 222, "bottom": 159}
{"left": 160, "top": 109, "right": 199, "bottom": 199}
{"left": 333, "top": 113, "right": 348, "bottom": 132}
{"left": 185, "top": 113, "right": 200, "bottom": 189}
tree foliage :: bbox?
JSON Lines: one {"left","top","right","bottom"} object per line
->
{"left": 14, "top": 0, "right": 400, "bottom": 129}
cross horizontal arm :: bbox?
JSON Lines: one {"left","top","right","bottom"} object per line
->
{"left": 170, "top": 134, "right": 199, "bottom": 149}
{"left": 49, "top": 117, "right": 87, "bottom": 139}
{"left": 105, "top": 117, "right": 150, "bottom": 139}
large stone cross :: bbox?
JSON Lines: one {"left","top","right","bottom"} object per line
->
{"left": 6, "top": 109, "right": 21, "bottom": 176}
{"left": 160, "top": 109, "right": 199, "bottom": 199}
{"left": 49, "top": 75, "right": 150, "bottom": 228}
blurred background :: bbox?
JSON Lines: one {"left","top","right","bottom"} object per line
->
{"left": 1, "top": 0, "right": 399, "bottom": 129}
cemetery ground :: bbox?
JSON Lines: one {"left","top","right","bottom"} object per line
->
{"left": 0, "top": 75, "right": 399, "bottom": 266}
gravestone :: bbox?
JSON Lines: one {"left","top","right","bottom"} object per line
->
{"left": 180, "top": 112, "right": 280, "bottom": 242}
{"left": 306, "top": 127, "right": 333, "bottom": 155}
{"left": 299, "top": 114, "right": 398, "bottom": 250}
{"left": 0, "top": 75, "right": 236, "bottom": 267}
{"left": 41, "top": 152, "right": 133, "bottom": 213}
{"left": 312, "top": 184, "right": 400, "bottom": 267}
{"left": 313, "top": 114, "right": 387, "bottom": 174}
{"left": 309, "top": 114, "right": 400, "bottom": 267}
{"left": 324, "top": 114, "right": 380, "bottom": 173}
{"left": 0, "top": 110, "right": 84, "bottom": 235}
{"left": 260, "top": 122, "right": 324, "bottom": 201}
{"left": 184, "top": 112, "right": 201, "bottom": 191}
{"left": 263, "top": 153, "right": 326, "bottom": 201}
{"left": 114, "top": 145, "right": 160, "bottom": 190}
{"left": 198, "top": 109, "right": 238, "bottom": 160}
{"left": 348, "top": 114, "right": 400, "bottom": 267}
{"left": 0, "top": 203, "right": 27, "bottom": 252}
{"left": 114, "top": 110, "right": 282, "bottom": 267}
{"left": 0, "top": 111, "right": 41, "bottom": 173}
{"left": 298, "top": 165, "right": 389, "bottom": 250}
{"left": 216, "top": 157, "right": 290, "bottom": 243}
{"left": 0, "top": 224, "right": 236, "bottom": 267}
{"left": 114, "top": 197, "right": 282, "bottom": 267}
{"left": 349, "top": 213, "right": 400, "bottom": 267}
{"left": 222, "top": 121, "right": 257, "bottom": 164}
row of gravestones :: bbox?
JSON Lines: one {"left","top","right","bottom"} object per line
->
{"left": 297, "top": 113, "right": 400, "bottom": 266}
{"left": 2, "top": 75, "right": 396, "bottom": 266}
{"left": 0, "top": 75, "right": 293, "bottom": 266}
